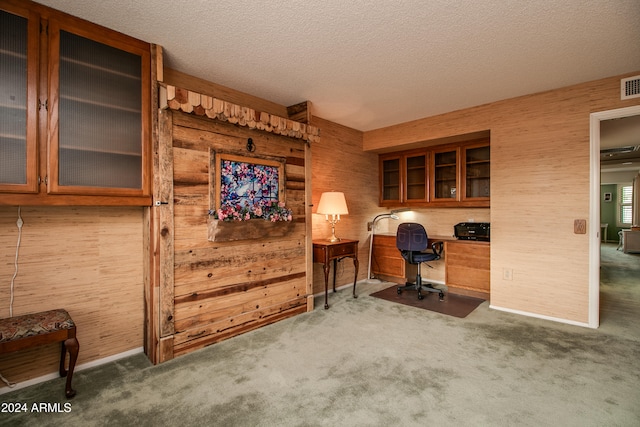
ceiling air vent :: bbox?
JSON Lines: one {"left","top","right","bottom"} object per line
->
{"left": 621, "top": 75, "right": 640, "bottom": 100}
{"left": 600, "top": 146, "right": 639, "bottom": 155}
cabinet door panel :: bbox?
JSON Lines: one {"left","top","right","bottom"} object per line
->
{"left": 431, "top": 147, "right": 459, "bottom": 201}
{"left": 380, "top": 156, "right": 401, "bottom": 205}
{"left": 405, "top": 153, "right": 427, "bottom": 202}
{"left": 0, "top": 6, "right": 38, "bottom": 192}
{"left": 445, "top": 242, "right": 490, "bottom": 294}
{"left": 463, "top": 144, "right": 490, "bottom": 200}
{"left": 48, "top": 20, "right": 149, "bottom": 196}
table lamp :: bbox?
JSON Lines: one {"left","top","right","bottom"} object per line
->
{"left": 317, "top": 192, "right": 349, "bottom": 242}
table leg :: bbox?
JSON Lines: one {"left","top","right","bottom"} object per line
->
{"left": 61, "top": 336, "right": 79, "bottom": 398}
{"left": 332, "top": 259, "right": 338, "bottom": 293}
{"left": 323, "top": 262, "right": 330, "bottom": 309}
{"left": 352, "top": 257, "right": 359, "bottom": 299}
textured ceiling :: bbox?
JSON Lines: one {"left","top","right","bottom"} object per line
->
{"left": 37, "top": 0, "right": 640, "bottom": 132}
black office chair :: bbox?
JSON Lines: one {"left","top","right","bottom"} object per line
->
{"left": 396, "top": 223, "right": 445, "bottom": 301}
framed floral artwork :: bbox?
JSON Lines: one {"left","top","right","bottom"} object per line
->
{"left": 211, "top": 152, "right": 289, "bottom": 221}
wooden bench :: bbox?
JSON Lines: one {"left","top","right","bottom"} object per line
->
{"left": 0, "top": 309, "right": 79, "bottom": 398}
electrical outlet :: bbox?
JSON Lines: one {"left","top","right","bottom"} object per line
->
{"left": 503, "top": 268, "right": 513, "bottom": 281}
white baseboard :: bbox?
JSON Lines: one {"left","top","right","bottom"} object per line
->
{"left": 0, "top": 347, "right": 144, "bottom": 395}
{"left": 489, "top": 304, "right": 594, "bottom": 329}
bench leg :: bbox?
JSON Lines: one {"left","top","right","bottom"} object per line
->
{"left": 60, "top": 337, "right": 79, "bottom": 398}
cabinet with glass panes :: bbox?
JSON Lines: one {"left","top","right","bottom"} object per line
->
{"left": 462, "top": 143, "right": 490, "bottom": 201}
{"left": 379, "top": 149, "right": 428, "bottom": 206}
{"left": 430, "top": 146, "right": 460, "bottom": 203}
{"left": 378, "top": 138, "right": 489, "bottom": 208}
{"left": 379, "top": 154, "right": 402, "bottom": 205}
{"left": 0, "top": 2, "right": 151, "bottom": 205}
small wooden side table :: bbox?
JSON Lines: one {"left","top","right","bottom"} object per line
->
{"left": 312, "top": 239, "right": 359, "bottom": 309}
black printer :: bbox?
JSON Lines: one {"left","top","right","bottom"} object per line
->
{"left": 454, "top": 222, "right": 490, "bottom": 242}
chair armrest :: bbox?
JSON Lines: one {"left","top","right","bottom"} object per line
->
{"left": 431, "top": 241, "right": 444, "bottom": 258}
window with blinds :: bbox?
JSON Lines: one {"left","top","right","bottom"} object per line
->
{"left": 620, "top": 185, "right": 633, "bottom": 225}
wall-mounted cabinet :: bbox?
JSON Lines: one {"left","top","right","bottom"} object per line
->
{"left": 379, "top": 149, "right": 428, "bottom": 206}
{"left": 379, "top": 138, "right": 489, "bottom": 208}
{"left": 463, "top": 143, "right": 490, "bottom": 202}
{"left": 431, "top": 146, "right": 459, "bottom": 203}
{"left": 0, "top": 1, "right": 151, "bottom": 205}
{"left": 380, "top": 155, "right": 402, "bottom": 205}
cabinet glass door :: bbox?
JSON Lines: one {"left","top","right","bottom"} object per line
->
{"left": 464, "top": 145, "right": 490, "bottom": 199}
{"left": 0, "top": 7, "right": 38, "bottom": 192}
{"left": 405, "top": 153, "right": 427, "bottom": 202}
{"left": 432, "top": 149, "right": 458, "bottom": 200}
{"left": 381, "top": 157, "right": 401, "bottom": 204}
{"left": 48, "top": 21, "right": 150, "bottom": 195}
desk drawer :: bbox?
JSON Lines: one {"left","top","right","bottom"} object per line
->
{"left": 329, "top": 242, "right": 357, "bottom": 257}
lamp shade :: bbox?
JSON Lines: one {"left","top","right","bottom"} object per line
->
{"left": 317, "top": 192, "right": 348, "bottom": 215}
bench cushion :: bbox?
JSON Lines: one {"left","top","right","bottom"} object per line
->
{"left": 0, "top": 309, "right": 75, "bottom": 343}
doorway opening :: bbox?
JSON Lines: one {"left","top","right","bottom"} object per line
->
{"left": 589, "top": 105, "right": 640, "bottom": 328}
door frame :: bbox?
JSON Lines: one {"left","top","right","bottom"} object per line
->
{"left": 589, "top": 105, "right": 640, "bottom": 328}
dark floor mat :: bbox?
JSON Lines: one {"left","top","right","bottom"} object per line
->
{"left": 370, "top": 285, "right": 485, "bottom": 318}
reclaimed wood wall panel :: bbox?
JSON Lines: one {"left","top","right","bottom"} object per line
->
{"left": 156, "top": 110, "right": 309, "bottom": 360}
{"left": 0, "top": 206, "right": 144, "bottom": 386}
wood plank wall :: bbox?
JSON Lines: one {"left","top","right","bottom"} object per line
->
{"left": 160, "top": 111, "right": 309, "bottom": 359}
{"left": 308, "top": 117, "right": 379, "bottom": 295}
{"left": 0, "top": 207, "right": 144, "bottom": 387}
{"left": 364, "top": 71, "right": 640, "bottom": 324}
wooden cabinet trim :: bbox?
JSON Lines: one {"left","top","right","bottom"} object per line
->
{"left": 0, "top": 0, "right": 153, "bottom": 205}
{"left": 379, "top": 137, "right": 489, "bottom": 208}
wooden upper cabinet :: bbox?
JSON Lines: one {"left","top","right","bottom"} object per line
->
{"left": 430, "top": 145, "right": 460, "bottom": 204}
{"left": 380, "top": 154, "right": 401, "bottom": 205}
{"left": 0, "top": 4, "right": 39, "bottom": 194}
{"left": 404, "top": 151, "right": 428, "bottom": 203}
{"left": 0, "top": 1, "right": 152, "bottom": 205}
{"left": 462, "top": 142, "right": 490, "bottom": 202}
{"left": 379, "top": 149, "right": 428, "bottom": 206}
{"left": 379, "top": 138, "right": 489, "bottom": 208}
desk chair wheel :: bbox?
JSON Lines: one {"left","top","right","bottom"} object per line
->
{"left": 418, "top": 293, "right": 424, "bottom": 300}
{"left": 397, "top": 287, "right": 402, "bottom": 295}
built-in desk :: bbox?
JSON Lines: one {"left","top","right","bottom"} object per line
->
{"left": 371, "top": 234, "right": 453, "bottom": 284}
{"left": 444, "top": 240, "right": 490, "bottom": 299}
{"left": 371, "top": 234, "right": 490, "bottom": 299}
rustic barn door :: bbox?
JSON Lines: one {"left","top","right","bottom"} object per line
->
{"left": 147, "top": 102, "right": 313, "bottom": 363}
